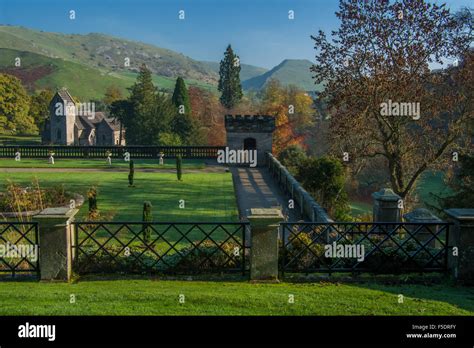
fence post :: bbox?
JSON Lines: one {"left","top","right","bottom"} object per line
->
{"left": 33, "top": 207, "right": 79, "bottom": 281}
{"left": 372, "top": 188, "right": 402, "bottom": 222}
{"left": 247, "top": 208, "right": 284, "bottom": 281}
{"left": 445, "top": 209, "right": 474, "bottom": 284}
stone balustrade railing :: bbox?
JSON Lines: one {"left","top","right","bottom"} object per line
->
{"left": 266, "top": 152, "right": 332, "bottom": 222}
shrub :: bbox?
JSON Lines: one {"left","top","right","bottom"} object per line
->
{"left": 128, "top": 160, "right": 134, "bottom": 186}
{"left": 176, "top": 155, "right": 182, "bottom": 181}
{"left": 278, "top": 145, "right": 307, "bottom": 177}
{"left": 142, "top": 201, "right": 153, "bottom": 243}
{"left": 87, "top": 187, "right": 98, "bottom": 220}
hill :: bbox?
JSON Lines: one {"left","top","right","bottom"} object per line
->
{"left": 0, "top": 25, "right": 218, "bottom": 84}
{"left": 200, "top": 61, "right": 268, "bottom": 82}
{"left": 242, "top": 59, "right": 323, "bottom": 92}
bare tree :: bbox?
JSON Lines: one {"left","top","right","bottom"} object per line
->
{"left": 311, "top": 0, "right": 473, "bottom": 201}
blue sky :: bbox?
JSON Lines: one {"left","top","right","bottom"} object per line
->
{"left": 0, "top": 0, "right": 471, "bottom": 69}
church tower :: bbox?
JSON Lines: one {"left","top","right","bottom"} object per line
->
{"left": 49, "top": 89, "right": 76, "bottom": 145}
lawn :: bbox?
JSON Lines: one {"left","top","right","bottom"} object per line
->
{"left": 0, "top": 134, "right": 41, "bottom": 145}
{"left": 0, "top": 171, "right": 238, "bottom": 222}
{"left": 0, "top": 158, "right": 205, "bottom": 169}
{"left": 0, "top": 279, "right": 472, "bottom": 315}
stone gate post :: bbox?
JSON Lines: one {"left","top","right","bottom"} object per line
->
{"left": 247, "top": 208, "right": 284, "bottom": 281}
{"left": 33, "top": 207, "right": 79, "bottom": 281}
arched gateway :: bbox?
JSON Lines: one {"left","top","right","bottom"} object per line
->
{"left": 225, "top": 115, "right": 276, "bottom": 167}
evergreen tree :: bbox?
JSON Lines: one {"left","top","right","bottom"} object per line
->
{"left": 176, "top": 155, "right": 183, "bottom": 181}
{"left": 123, "top": 65, "right": 157, "bottom": 144}
{"left": 171, "top": 77, "right": 194, "bottom": 144}
{"left": 218, "top": 45, "right": 243, "bottom": 109}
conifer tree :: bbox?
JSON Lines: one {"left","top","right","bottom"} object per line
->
{"left": 218, "top": 45, "right": 243, "bottom": 109}
{"left": 171, "top": 77, "right": 194, "bottom": 144}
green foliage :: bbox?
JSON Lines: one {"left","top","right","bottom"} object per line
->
{"left": 298, "top": 156, "right": 350, "bottom": 217}
{"left": 439, "top": 154, "right": 474, "bottom": 210}
{"left": 176, "top": 155, "right": 182, "bottom": 181}
{"left": 28, "top": 89, "right": 53, "bottom": 132}
{"left": 171, "top": 77, "right": 191, "bottom": 115}
{"left": 142, "top": 201, "right": 153, "bottom": 243}
{"left": 158, "top": 132, "right": 182, "bottom": 146}
{"left": 218, "top": 45, "right": 243, "bottom": 109}
{"left": 87, "top": 186, "right": 98, "bottom": 219}
{"left": 128, "top": 160, "right": 134, "bottom": 186}
{"left": 0, "top": 73, "right": 37, "bottom": 135}
{"left": 278, "top": 145, "right": 308, "bottom": 177}
{"left": 123, "top": 65, "right": 176, "bottom": 145}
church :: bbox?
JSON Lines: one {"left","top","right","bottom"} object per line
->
{"left": 42, "top": 89, "right": 125, "bottom": 146}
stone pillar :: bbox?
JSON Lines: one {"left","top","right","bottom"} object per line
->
{"left": 445, "top": 209, "right": 474, "bottom": 284}
{"left": 247, "top": 208, "right": 284, "bottom": 281}
{"left": 33, "top": 207, "right": 79, "bottom": 281}
{"left": 372, "top": 188, "right": 402, "bottom": 222}
{"left": 403, "top": 208, "right": 442, "bottom": 248}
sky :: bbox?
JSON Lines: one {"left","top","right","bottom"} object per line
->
{"left": 0, "top": 0, "right": 472, "bottom": 69}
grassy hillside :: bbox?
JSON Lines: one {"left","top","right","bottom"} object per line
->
{"left": 0, "top": 48, "right": 217, "bottom": 100}
{"left": 242, "top": 59, "right": 323, "bottom": 92}
{"left": 0, "top": 25, "right": 218, "bottom": 83}
{"left": 0, "top": 48, "right": 135, "bottom": 100}
{"left": 201, "top": 61, "right": 268, "bottom": 81}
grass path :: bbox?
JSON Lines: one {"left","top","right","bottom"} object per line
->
{"left": 0, "top": 279, "right": 472, "bottom": 315}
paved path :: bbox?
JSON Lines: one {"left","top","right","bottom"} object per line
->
{"left": 231, "top": 167, "right": 302, "bottom": 221}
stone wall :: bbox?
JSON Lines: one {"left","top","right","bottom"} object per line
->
{"left": 266, "top": 153, "right": 332, "bottom": 222}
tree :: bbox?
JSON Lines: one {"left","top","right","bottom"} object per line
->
{"left": 258, "top": 79, "right": 304, "bottom": 155}
{"left": 171, "top": 77, "right": 194, "bottom": 144}
{"left": 439, "top": 154, "right": 474, "bottom": 210}
{"left": 122, "top": 65, "right": 175, "bottom": 145}
{"left": 176, "top": 155, "right": 183, "bottom": 181}
{"left": 103, "top": 86, "right": 123, "bottom": 106}
{"left": 188, "top": 86, "right": 226, "bottom": 145}
{"left": 218, "top": 45, "right": 243, "bottom": 109}
{"left": 278, "top": 145, "right": 308, "bottom": 177}
{"left": 311, "top": 0, "right": 473, "bottom": 201}
{"left": 109, "top": 99, "right": 132, "bottom": 146}
{"left": 298, "top": 156, "right": 350, "bottom": 219}
{"left": 28, "top": 89, "right": 53, "bottom": 132}
{"left": 0, "top": 73, "right": 36, "bottom": 135}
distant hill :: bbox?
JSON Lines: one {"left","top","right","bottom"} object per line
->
{"left": 0, "top": 25, "right": 218, "bottom": 84}
{"left": 200, "top": 61, "right": 268, "bottom": 82}
{"left": 0, "top": 48, "right": 217, "bottom": 100}
{"left": 242, "top": 59, "right": 323, "bottom": 92}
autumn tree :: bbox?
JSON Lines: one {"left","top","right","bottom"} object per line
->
{"left": 311, "top": 0, "right": 473, "bottom": 201}
{"left": 218, "top": 45, "right": 243, "bottom": 109}
{"left": 188, "top": 86, "right": 225, "bottom": 145}
{"left": 258, "top": 79, "right": 313, "bottom": 155}
{"left": 103, "top": 86, "right": 123, "bottom": 106}
{"left": 0, "top": 73, "right": 36, "bottom": 135}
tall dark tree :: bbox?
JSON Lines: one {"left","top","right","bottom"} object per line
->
{"left": 171, "top": 77, "right": 194, "bottom": 144}
{"left": 218, "top": 45, "right": 243, "bottom": 109}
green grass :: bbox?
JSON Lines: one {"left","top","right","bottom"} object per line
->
{"left": 0, "top": 279, "right": 472, "bottom": 315}
{"left": 0, "top": 158, "right": 205, "bottom": 169}
{"left": 0, "top": 134, "right": 41, "bottom": 145}
{"left": 0, "top": 171, "right": 238, "bottom": 222}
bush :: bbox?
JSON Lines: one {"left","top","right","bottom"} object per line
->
{"left": 128, "top": 160, "right": 134, "bottom": 186}
{"left": 278, "top": 145, "right": 307, "bottom": 177}
{"left": 176, "top": 155, "right": 182, "bottom": 181}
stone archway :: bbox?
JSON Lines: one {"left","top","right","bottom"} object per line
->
{"left": 244, "top": 137, "right": 257, "bottom": 151}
